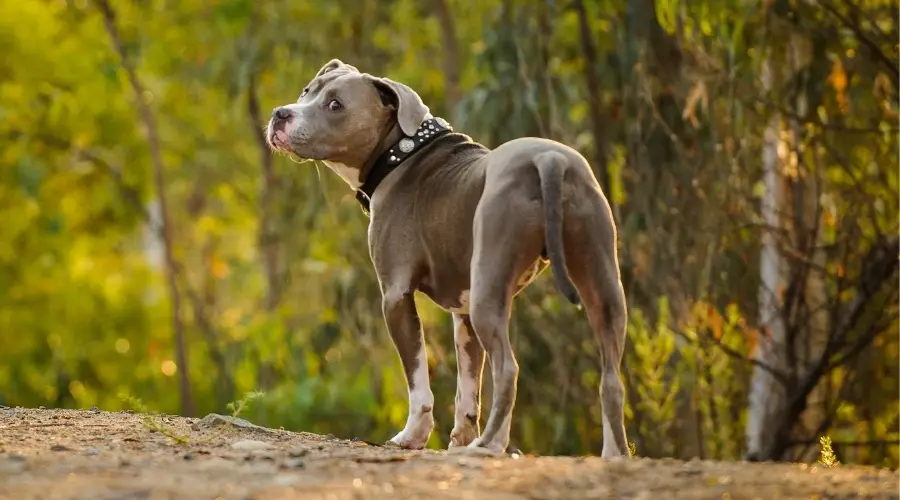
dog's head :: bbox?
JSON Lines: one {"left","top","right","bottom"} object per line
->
{"left": 266, "top": 59, "right": 431, "bottom": 185}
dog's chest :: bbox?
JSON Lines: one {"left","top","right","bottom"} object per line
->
{"left": 418, "top": 279, "right": 470, "bottom": 315}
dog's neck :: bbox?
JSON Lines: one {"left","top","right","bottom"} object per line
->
{"left": 355, "top": 116, "right": 453, "bottom": 215}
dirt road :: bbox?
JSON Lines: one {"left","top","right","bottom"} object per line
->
{"left": 0, "top": 407, "right": 896, "bottom": 499}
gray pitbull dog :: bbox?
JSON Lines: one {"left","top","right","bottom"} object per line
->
{"left": 267, "top": 59, "right": 628, "bottom": 457}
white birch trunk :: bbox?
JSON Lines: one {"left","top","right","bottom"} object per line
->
{"left": 746, "top": 69, "right": 789, "bottom": 456}
{"left": 746, "top": 26, "right": 826, "bottom": 460}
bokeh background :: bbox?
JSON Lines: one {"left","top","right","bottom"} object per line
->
{"left": 1, "top": 0, "right": 897, "bottom": 466}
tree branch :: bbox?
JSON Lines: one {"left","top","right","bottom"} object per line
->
{"left": 673, "top": 327, "right": 789, "bottom": 386}
{"left": 432, "top": 0, "right": 461, "bottom": 121}
{"left": 760, "top": 236, "right": 899, "bottom": 461}
{"left": 95, "top": 0, "right": 194, "bottom": 416}
{"left": 572, "top": 0, "right": 618, "bottom": 222}
{"left": 820, "top": 0, "right": 899, "bottom": 87}
{"left": 788, "top": 439, "right": 899, "bottom": 448}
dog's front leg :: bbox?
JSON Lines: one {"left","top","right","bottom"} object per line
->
{"left": 382, "top": 286, "right": 434, "bottom": 449}
{"left": 449, "top": 313, "right": 485, "bottom": 448}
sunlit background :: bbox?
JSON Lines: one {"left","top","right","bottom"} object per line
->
{"left": 0, "top": 0, "right": 897, "bottom": 466}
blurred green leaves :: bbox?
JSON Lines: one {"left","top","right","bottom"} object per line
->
{"left": 0, "top": 0, "right": 895, "bottom": 467}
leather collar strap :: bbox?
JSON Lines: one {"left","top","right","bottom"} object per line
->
{"left": 356, "top": 117, "right": 453, "bottom": 215}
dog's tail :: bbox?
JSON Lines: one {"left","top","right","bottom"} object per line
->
{"left": 534, "top": 151, "right": 581, "bottom": 308}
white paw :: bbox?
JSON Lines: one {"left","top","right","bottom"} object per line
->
{"left": 387, "top": 409, "right": 434, "bottom": 450}
{"left": 459, "top": 437, "right": 505, "bottom": 455}
{"left": 448, "top": 421, "right": 479, "bottom": 448}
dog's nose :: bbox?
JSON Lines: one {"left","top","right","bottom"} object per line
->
{"left": 273, "top": 107, "right": 292, "bottom": 121}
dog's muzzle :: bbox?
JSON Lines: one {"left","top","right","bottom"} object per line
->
{"left": 268, "top": 107, "right": 293, "bottom": 150}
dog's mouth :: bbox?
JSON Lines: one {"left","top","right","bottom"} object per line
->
{"left": 267, "top": 121, "right": 293, "bottom": 153}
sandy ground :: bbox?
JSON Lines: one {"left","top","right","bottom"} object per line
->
{"left": 0, "top": 407, "right": 897, "bottom": 500}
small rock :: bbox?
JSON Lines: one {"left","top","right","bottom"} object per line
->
{"left": 38, "top": 406, "right": 45, "bottom": 410}
{"left": 85, "top": 447, "right": 99, "bottom": 456}
{"left": 183, "top": 452, "right": 197, "bottom": 461}
{"left": 0, "top": 456, "right": 27, "bottom": 474}
{"left": 192, "top": 413, "right": 273, "bottom": 433}
{"left": 194, "top": 457, "right": 232, "bottom": 472}
{"left": 90, "top": 406, "right": 100, "bottom": 414}
{"left": 351, "top": 438, "right": 382, "bottom": 447}
{"left": 273, "top": 474, "right": 303, "bottom": 486}
{"left": 6, "top": 453, "right": 26, "bottom": 462}
{"left": 288, "top": 448, "right": 309, "bottom": 458}
{"left": 230, "top": 439, "right": 275, "bottom": 451}
{"left": 355, "top": 455, "right": 409, "bottom": 464}
{"left": 280, "top": 459, "right": 305, "bottom": 469}
{"left": 50, "top": 444, "right": 72, "bottom": 452}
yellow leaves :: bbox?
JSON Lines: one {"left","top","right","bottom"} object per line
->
{"left": 829, "top": 56, "right": 849, "bottom": 115}
{"left": 690, "top": 300, "right": 755, "bottom": 348}
{"left": 221, "top": 307, "right": 243, "bottom": 332}
{"left": 195, "top": 214, "right": 222, "bottom": 236}
{"left": 209, "top": 255, "right": 230, "bottom": 279}
{"left": 823, "top": 208, "right": 837, "bottom": 229}
{"left": 873, "top": 72, "right": 898, "bottom": 120}
{"left": 160, "top": 360, "right": 177, "bottom": 377}
{"left": 568, "top": 102, "right": 588, "bottom": 124}
{"left": 707, "top": 303, "right": 724, "bottom": 340}
{"left": 607, "top": 145, "right": 628, "bottom": 205}
{"left": 115, "top": 338, "right": 131, "bottom": 354}
{"left": 69, "top": 380, "right": 87, "bottom": 400}
{"left": 682, "top": 79, "right": 708, "bottom": 129}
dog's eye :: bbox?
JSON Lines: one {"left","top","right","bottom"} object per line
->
{"left": 328, "top": 99, "right": 343, "bottom": 112}
{"left": 299, "top": 88, "right": 309, "bottom": 99}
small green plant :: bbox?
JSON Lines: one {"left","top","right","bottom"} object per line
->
{"left": 118, "top": 393, "right": 189, "bottom": 444}
{"left": 818, "top": 436, "right": 840, "bottom": 468}
{"left": 226, "top": 390, "right": 265, "bottom": 418}
{"left": 628, "top": 441, "right": 637, "bottom": 457}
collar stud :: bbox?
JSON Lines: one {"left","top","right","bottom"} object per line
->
{"left": 355, "top": 117, "right": 453, "bottom": 215}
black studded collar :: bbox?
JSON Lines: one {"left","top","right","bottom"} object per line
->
{"left": 355, "top": 117, "right": 453, "bottom": 215}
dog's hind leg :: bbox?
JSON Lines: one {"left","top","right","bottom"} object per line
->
{"left": 563, "top": 183, "right": 630, "bottom": 458}
{"left": 466, "top": 185, "right": 545, "bottom": 454}
{"left": 449, "top": 313, "right": 485, "bottom": 448}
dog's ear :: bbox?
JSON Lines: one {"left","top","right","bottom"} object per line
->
{"left": 368, "top": 77, "right": 430, "bottom": 137}
{"left": 316, "top": 59, "right": 359, "bottom": 77}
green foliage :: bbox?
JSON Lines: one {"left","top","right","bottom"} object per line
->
{"left": 226, "top": 390, "right": 265, "bottom": 418}
{"left": 0, "top": 0, "right": 895, "bottom": 466}
{"left": 818, "top": 436, "right": 840, "bottom": 468}
{"left": 119, "top": 393, "right": 189, "bottom": 445}
{"left": 626, "top": 298, "right": 681, "bottom": 458}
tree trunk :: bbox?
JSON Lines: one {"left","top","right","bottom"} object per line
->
{"left": 573, "top": 0, "right": 617, "bottom": 222}
{"left": 96, "top": 0, "right": 195, "bottom": 416}
{"left": 789, "top": 47, "right": 829, "bottom": 462}
{"left": 536, "top": 0, "right": 559, "bottom": 140}
{"left": 746, "top": 73, "right": 789, "bottom": 458}
{"left": 746, "top": 18, "right": 820, "bottom": 461}
{"left": 248, "top": 74, "right": 282, "bottom": 312}
{"left": 433, "top": 0, "right": 461, "bottom": 122}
